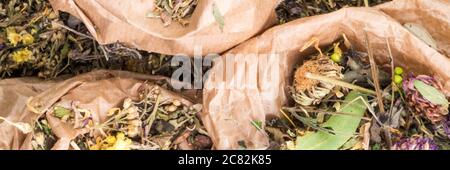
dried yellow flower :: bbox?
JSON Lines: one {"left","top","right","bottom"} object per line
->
{"left": 31, "top": 28, "right": 38, "bottom": 35}
{"left": 21, "top": 33, "right": 34, "bottom": 45}
{"left": 89, "top": 144, "right": 100, "bottom": 150}
{"left": 106, "top": 133, "right": 132, "bottom": 150}
{"left": 11, "top": 49, "right": 33, "bottom": 64}
{"left": 105, "top": 135, "right": 117, "bottom": 145}
{"left": 6, "top": 27, "right": 21, "bottom": 47}
{"left": 91, "top": 133, "right": 133, "bottom": 150}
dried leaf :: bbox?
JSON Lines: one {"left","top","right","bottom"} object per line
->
{"left": 403, "top": 23, "right": 437, "bottom": 50}
{"left": 414, "top": 80, "right": 449, "bottom": 106}
{"left": 0, "top": 116, "right": 32, "bottom": 134}
{"left": 295, "top": 91, "right": 367, "bottom": 150}
{"left": 212, "top": 3, "right": 224, "bottom": 32}
{"left": 251, "top": 120, "right": 263, "bottom": 131}
{"left": 53, "top": 106, "right": 72, "bottom": 118}
{"left": 13, "top": 122, "right": 32, "bottom": 134}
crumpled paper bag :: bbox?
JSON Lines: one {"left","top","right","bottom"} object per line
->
{"left": 202, "top": 5, "right": 450, "bottom": 149}
{"left": 48, "top": 0, "right": 279, "bottom": 56}
{"left": 377, "top": 0, "right": 450, "bottom": 57}
{"left": 0, "top": 70, "right": 199, "bottom": 150}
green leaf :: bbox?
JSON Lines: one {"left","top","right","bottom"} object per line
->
{"left": 212, "top": 2, "right": 224, "bottom": 32}
{"left": 414, "top": 80, "right": 448, "bottom": 106}
{"left": 53, "top": 106, "right": 72, "bottom": 118}
{"left": 251, "top": 120, "right": 262, "bottom": 131}
{"left": 295, "top": 91, "right": 367, "bottom": 150}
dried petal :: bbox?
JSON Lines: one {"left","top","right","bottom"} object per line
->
{"left": 392, "top": 136, "right": 439, "bottom": 150}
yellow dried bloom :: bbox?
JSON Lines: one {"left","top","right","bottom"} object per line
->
{"left": 90, "top": 133, "right": 133, "bottom": 150}
{"left": 6, "top": 27, "right": 21, "bottom": 47}
{"left": 21, "top": 33, "right": 34, "bottom": 45}
{"left": 105, "top": 135, "right": 116, "bottom": 145}
{"left": 11, "top": 49, "right": 33, "bottom": 64}
{"left": 31, "top": 28, "right": 38, "bottom": 35}
{"left": 106, "top": 133, "right": 132, "bottom": 150}
{"left": 89, "top": 144, "right": 100, "bottom": 150}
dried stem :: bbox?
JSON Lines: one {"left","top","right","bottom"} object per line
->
{"left": 280, "top": 109, "right": 297, "bottom": 128}
{"left": 386, "top": 39, "right": 396, "bottom": 116}
{"left": 52, "top": 21, "right": 94, "bottom": 40}
{"left": 146, "top": 94, "right": 161, "bottom": 132}
{"left": 305, "top": 72, "right": 376, "bottom": 95}
{"left": 364, "top": 31, "right": 385, "bottom": 113}
{"left": 364, "top": 0, "right": 370, "bottom": 7}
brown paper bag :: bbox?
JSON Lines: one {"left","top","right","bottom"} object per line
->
{"left": 202, "top": 6, "right": 450, "bottom": 149}
{"left": 0, "top": 70, "right": 198, "bottom": 150}
{"left": 48, "top": 0, "right": 279, "bottom": 56}
{"left": 377, "top": 0, "right": 450, "bottom": 57}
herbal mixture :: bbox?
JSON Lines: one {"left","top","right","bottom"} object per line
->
{"left": 1, "top": 0, "right": 448, "bottom": 151}
{"left": 31, "top": 83, "right": 211, "bottom": 150}
{"left": 276, "top": 0, "right": 391, "bottom": 24}
{"left": 265, "top": 35, "right": 450, "bottom": 150}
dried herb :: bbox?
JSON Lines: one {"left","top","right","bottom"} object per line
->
{"left": 404, "top": 74, "right": 448, "bottom": 123}
{"left": 414, "top": 80, "right": 448, "bottom": 107}
{"left": 271, "top": 34, "right": 450, "bottom": 150}
{"left": 275, "top": 0, "right": 391, "bottom": 24}
{"left": 147, "top": 0, "right": 198, "bottom": 27}
{"left": 1, "top": 0, "right": 182, "bottom": 80}
{"left": 251, "top": 120, "right": 263, "bottom": 131}
{"left": 212, "top": 2, "right": 224, "bottom": 32}
{"left": 403, "top": 23, "right": 437, "bottom": 50}
{"left": 292, "top": 38, "right": 343, "bottom": 106}
{"left": 392, "top": 136, "right": 439, "bottom": 150}
{"left": 53, "top": 106, "right": 72, "bottom": 119}
{"left": 295, "top": 91, "right": 367, "bottom": 150}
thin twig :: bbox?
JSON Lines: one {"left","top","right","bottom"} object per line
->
{"left": 364, "top": 31, "right": 385, "bottom": 113}
{"left": 386, "top": 39, "right": 396, "bottom": 116}
{"left": 292, "top": 108, "right": 372, "bottom": 121}
{"left": 52, "top": 21, "right": 94, "bottom": 40}
{"left": 146, "top": 94, "right": 161, "bottom": 132}
{"left": 280, "top": 109, "right": 297, "bottom": 128}
{"left": 364, "top": 0, "right": 369, "bottom": 7}
{"left": 99, "top": 45, "right": 110, "bottom": 61}
{"left": 305, "top": 72, "right": 376, "bottom": 95}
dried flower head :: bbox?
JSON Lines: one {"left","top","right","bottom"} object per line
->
{"left": 391, "top": 136, "right": 439, "bottom": 150}
{"left": 21, "top": 32, "right": 34, "bottom": 45}
{"left": 6, "top": 27, "right": 21, "bottom": 47}
{"left": 104, "top": 133, "right": 133, "bottom": 150}
{"left": 292, "top": 56, "right": 343, "bottom": 106}
{"left": 11, "top": 48, "right": 33, "bottom": 64}
{"left": 403, "top": 74, "right": 448, "bottom": 123}
{"left": 90, "top": 132, "right": 133, "bottom": 150}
